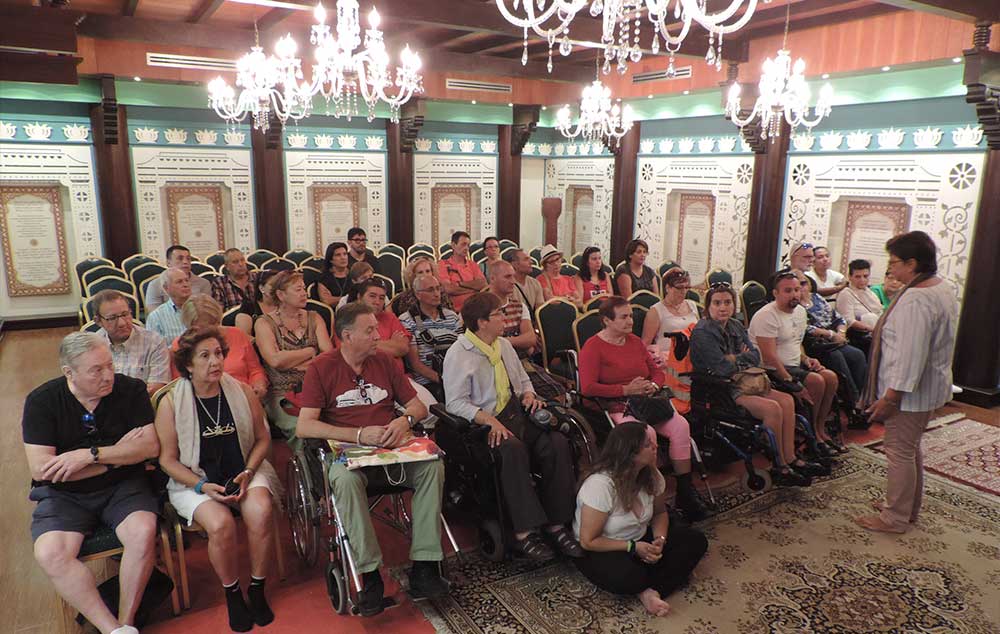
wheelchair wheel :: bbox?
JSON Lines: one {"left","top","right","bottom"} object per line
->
{"left": 325, "top": 562, "right": 348, "bottom": 614}
{"left": 746, "top": 467, "right": 771, "bottom": 492}
{"left": 479, "top": 518, "right": 505, "bottom": 562}
{"left": 286, "top": 456, "right": 320, "bottom": 566}
{"left": 562, "top": 408, "right": 599, "bottom": 474}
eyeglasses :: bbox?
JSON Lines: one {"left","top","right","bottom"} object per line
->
{"left": 416, "top": 286, "right": 441, "bottom": 293}
{"left": 350, "top": 237, "right": 367, "bottom": 243}
{"left": 792, "top": 242, "right": 814, "bottom": 254}
{"left": 887, "top": 257, "right": 903, "bottom": 266}
{"left": 99, "top": 311, "right": 131, "bottom": 323}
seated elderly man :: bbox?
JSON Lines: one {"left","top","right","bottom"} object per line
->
{"left": 399, "top": 274, "right": 461, "bottom": 400}
{"left": 22, "top": 332, "right": 161, "bottom": 634}
{"left": 146, "top": 267, "right": 192, "bottom": 342}
{"left": 144, "top": 244, "right": 210, "bottom": 313}
{"left": 443, "top": 292, "right": 582, "bottom": 561}
{"left": 92, "top": 289, "right": 169, "bottom": 396}
{"left": 296, "top": 302, "right": 450, "bottom": 617}
{"left": 211, "top": 247, "right": 262, "bottom": 311}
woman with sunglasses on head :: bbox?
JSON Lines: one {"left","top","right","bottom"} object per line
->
{"left": 690, "top": 285, "right": 820, "bottom": 486}
{"left": 642, "top": 268, "right": 700, "bottom": 352}
{"left": 574, "top": 246, "right": 612, "bottom": 309}
{"left": 615, "top": 239, "right": 659, "bottom": 297}
{"left": 574, "top": 422, "right": 707, "bottom": 618}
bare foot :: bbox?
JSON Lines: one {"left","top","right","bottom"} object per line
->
{"left": 854, "top": 514, "right": 906, "bottom": 534}
{"left": 638, "top": 589, "right": 672, "bottom": 617}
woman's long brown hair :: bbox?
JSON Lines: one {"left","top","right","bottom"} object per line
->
{"left": 582, "top": 422, "right": 659, "bottom": 515}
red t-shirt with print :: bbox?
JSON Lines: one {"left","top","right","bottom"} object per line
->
{"left": 299, "top": 349, "right": 417, "bottom": 428}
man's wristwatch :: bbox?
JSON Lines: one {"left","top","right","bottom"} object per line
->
{"left": 406, "top": 415, "right": 415, "bottom": 429}
{"left": 90, "top": 446, "right": 100, "bottom": 463}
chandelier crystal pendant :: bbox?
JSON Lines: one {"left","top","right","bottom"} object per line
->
{"left": 495, "top": 0, "right": 766, "bottom": 76}
{"left": 725, "top": 2, "right": 832, "bottom": 140}
{"left": 208, "top": 0, "right": 423, "bottom": 131}
{"left": 555, "top": 77, "right": 635, "bottom": 146}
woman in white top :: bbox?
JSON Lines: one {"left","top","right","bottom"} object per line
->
{"left": 575, "top": 422, "right": 707, "bottom": 618}
{"left": 642, "top": 268, "right": 700, "bottom": 351}
{"left": 835, "top": 259, "right": 884, "bottom": 350}
{"left": 855, "top": 231, "right": 958, "bottom": 534}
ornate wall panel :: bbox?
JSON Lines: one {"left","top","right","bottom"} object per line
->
{"left": 780, "top": 152, "right": 987, "bottom": 301}
{"left": 635, "top": 155, "right": 754, "bottom": 287}
{"left": 131, "top": 147, "right": 255, "bottom": 261}
{"left": 284, "top": 151, "right": 386, "bottom": 251}
{"left": 0, "top": 143, "right": 101, "bottom": 318}
{"left": 543, "top": 157, "right": 614, "bottom": 258}
{"left": 414, "top": 154, "right": 497, "bottom": 245}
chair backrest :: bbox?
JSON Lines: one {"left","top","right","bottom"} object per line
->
{"left": 535, "top": 298, "right": 579, "bottom": 371}
{"left": 221, "top": 305, "right": 241, "bottom": 327}
{"left": 129, "top": 261, "right": 165, "bottom": 290}
{"left": 407, "top": 243, "right": 435, "bottom": 258}
{"left": 499, "top": 246, "right": 518, "bottom": 261}
{"left": 379, "top": 243, "right": 405, "bottom": 258}
{"left": 472, "top": 250, "right": 488, "bottom": 263}
{"left": 84, "top": 293, "right": 138, "bottom": 322}
{"left": 570, "top": 252, "right": 584, "bottom": 269}
{"left": 199, "top": 271, "right": 223, "bottom": 285}
{"left": 372, "top": 273, "right": 397, "bottom": 298}
{"left": 306, "top": 299, "right": 334, "bottom": 335}
{"left": 375, "top": 253, "right": 403, "bottom": 295}
{"left": 439, "top": 244, "right": 453, "bottom": 259}
{"left": 122, "top": 254, "right": 157, "bottom": 277}
{"left": 628, "top": 289, "right": 660, "bottom": 310}
{"left": 80, "top": 320, "right": 102, "bottom": 333}
{"left": 632, "top": 305, "right": 648, "bottom": 337}
{"left": 685, "top": 289, "right": 702, "bottom": 304}
{"left": 76, "top": 256, "right": 116, "bottom": 288}
{"left": 530, "top": 265, "right": 543, "bottom": 278}
{"left": 247, "top": 249, "right": 279, "bottom": 268}
{"left": 299, "top": 256, "right": 324, "bottom": 271}
{"left": 189, "top": 261, "right": 214, "bottom": 276}
{"left": 299, "top": 265, "right": 322, "bottom": 289}
{"left": 560, "top": 263, "right": 579, "bottom": 277}
{"left": 85, "top": 275, "right": 137, "bottom": 298}
{"left": 529, "top": 247, "right": 542, "bottom": 263}
{"left": 741, "top": 281, "right": 769, "bottom": 325}
{"left": 707, "top": 268, "right": 733, "bottom": 288}
{"left": 470, "top": 240, "right": 483, "bottom": 253}
{"left": 572, "top": 310, "right": 603, "bottom": 352}
{"left": 583, "top": 295, "right": 605, "bottom": 312}
{"left": 82, "top": 265, "right": 126, "bottom": 289}
{"left": 262, "top": 257, "right": 296, "bottom": 272}
{"left": 499, "top": 239, "right": 518, "bottom": 251}
{"left": 283, "top": 249, "right": 314, "bottom": 265}
{"left": 205, "top": 251, "right": 227, "bottom": 272}
{"left": 151, "top": 378, "right": 180, "bottom": 410}
{"left": 657, "top": 260, "right": 681, "bottom": 278}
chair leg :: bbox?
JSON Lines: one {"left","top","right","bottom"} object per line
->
{"left": 272, "top": 501, "right": 286, "bottom": 581}
{"left": 174, "top": 521, "right": 191, "bottom": 610}
{"left": 158, "top": 523, "right": 181, "bottom": 616}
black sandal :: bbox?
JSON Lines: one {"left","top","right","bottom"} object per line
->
{"left": 546, "top": 527, "right": 584, "bottom": 558}
{"left": 513, "top": 533, "right": 555, "bottom": 561}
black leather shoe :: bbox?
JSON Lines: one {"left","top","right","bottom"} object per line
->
{"left": 357, "top": 570, "right": 385, "bottom": 617}
{"left": 792, "top": 459, "right": 831, "bottom": 477}
{"left": 825, "top": 438, "right": 849, "bottom": 454}
{"left": 408, "top": 561, "right": 450, "bottom": 599}
{"left": 772, "top": 468, "right": 811, "bottom": 487}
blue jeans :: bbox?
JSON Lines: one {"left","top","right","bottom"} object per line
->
{"left": 818, "top": 344, "right": 867, "bottom": 405}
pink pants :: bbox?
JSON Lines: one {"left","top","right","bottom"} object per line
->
{"left": 610, "top": 411, "right": 692, "bottom": 461}
{"left": 879, "top": 409, "right": 932, "bottom": 530}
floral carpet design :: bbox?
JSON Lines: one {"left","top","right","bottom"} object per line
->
{"left": 421, "top": 449, "right": 1000, "bottom": 634}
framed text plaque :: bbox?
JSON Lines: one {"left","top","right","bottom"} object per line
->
{"left": 431, "top": 185, "right": 473, "bottom": 247}
{"left": 677, "top": 192, "right": 716, "bottom": 288}
{"left": 165, "top": 185, "right": 225, "bottom": 258}
{"left": 567, "top": 186, "right": 594, "bottom": 254}
{"left": 0, "top": 184, "right": 71, "bottom": 297}
{"left": 842, "top": 200, "right": 910, "bottom": 282}
{"left": 312, "top": 185, "right": 361, "bottom": 253}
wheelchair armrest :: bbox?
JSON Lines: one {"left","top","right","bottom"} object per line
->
{"left": 552, "top": 349, "right": 579, "bottom": 374}
{"left": 684, "top": 371, "right": 735, "bottom": 388}
{"left": 429, "top": 404, "right": 471, "bottom": 431}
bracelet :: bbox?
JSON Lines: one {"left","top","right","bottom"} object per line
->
{"left": 244, "top": 467, "right": 255, "bottom": 478}
{"left": 626, "top": 540, "right": 635, "bottom": 553}
{"left": 357, "top": 426, "right": 364, "bottom": 444}
{"left": 194, "top": 477, "right": 207, "bottom": 495}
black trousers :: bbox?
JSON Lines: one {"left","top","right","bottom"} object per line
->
{"left": 494, "top": 399, "right": 577, "bottom": 533}
{"left": 574, "top": 524, "right": 708, "bottom": 598}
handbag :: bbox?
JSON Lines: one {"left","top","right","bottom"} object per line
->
{"left": 803, "top": 333, "right": 845, "bottom": 357}
{"left": 733, "top": 366, "right": 771, "bottom": 396}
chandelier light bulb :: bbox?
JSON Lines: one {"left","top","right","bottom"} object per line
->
{"left": 314, "top": 3, "right": 326, "bottom": 23}
{"left": 368, "top": 7, "right": 380, "bottom": 28}
{"left": 275, "top": 35, "right": 297, "bottom": 59}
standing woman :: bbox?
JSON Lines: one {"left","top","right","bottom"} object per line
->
{"left": 574, "top": 246, "right": 612, "bottom": 308}
{"left": 537, "top": 244, "right": 582, "bottom": 305}
{"left": 254, "top": 270, "right": 333, "bottom": 448}
{"left": 575, "top": 422, "right": 707, "bottom": 618}
{"left": 316, "top": 242, "right": 352, "bottom": 307}
{"left": 855, "top": 231, "right": 958, "bottom": 534}
{"left": 615, "top": 239, "right": 660, "bottom": 298}
{"left": 155, "top": 326, "right": 280, "bottom": 632}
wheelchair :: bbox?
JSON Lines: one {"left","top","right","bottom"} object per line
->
{"left": 430, "top": 400, "right": 598, "bottom": 562}
{"left": 284, "top": 436, "right": 461, "bottom": 615}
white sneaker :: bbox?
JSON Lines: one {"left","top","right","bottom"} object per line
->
{"left": 110, "top": 626, "right": 139, "bottom": 634}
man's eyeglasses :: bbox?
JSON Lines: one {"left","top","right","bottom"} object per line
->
{"left": 99, "top": 311, "right": 131, "bottom": 323}
{"left": 350, "top": 237, "right": 368, "bottom": 243}
{"left": 416, "top": 286, "right": 441, "bottom": 293}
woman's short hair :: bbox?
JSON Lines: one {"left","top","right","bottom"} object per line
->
{"left": 886, "top": 230, "right": 938, "bottom": 275}
{"left": 462, "top": 292, "right": 502, "bottom": 333}
{"left": 180, "top": 294, "right": 224, "bottom": 328}
{"left": 253, "top": 270, "right": 278, "bottom": 304}
{"left": 348, "top": 261, "right": 374, "bottom": 283}
{"left": 269, "top": 270, "right": 304, "bottom": 305}
{"left": 704, "top": 284, "right": 737, "bottom": 307}
{"left": 624, "top": 239, "right": 649, "bottom": 261}
{"left": 404, "top": 255, "right": 434, "bottom": 286}
{"left": 173, "top": 326, "right": 229, "bottom": 380}
{"left": 663, "top": 268, "right": 690, "bottom": 289}
{"left": 598, "top": 295, "right": 629, "bottom": 323}
{"left": 577, "top": 246, "right": 606, "bottom": 281}
{"left": 323, "top": 241, "right": 348, "bottom": 272}
{"left": 848, "top": 259, "right": 871, "bottom": 274}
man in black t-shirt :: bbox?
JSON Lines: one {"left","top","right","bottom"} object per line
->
{"left": 346, "top": 227, "right": 381, "bottom": 274}
{"left": 22, "top": 332, "right": 161, "bottom": 634}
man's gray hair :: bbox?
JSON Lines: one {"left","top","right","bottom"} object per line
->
{"left": 487, "top": 259, "right": 513, "bottom": 280}
{"left": 59, "top": 332, "right": 109, "bottom": 368}
{"left": 160, "top": 267, "right": 186, "bottom": 288}
{"left": 412, "top": 274, "right": 438, "bottom": 292}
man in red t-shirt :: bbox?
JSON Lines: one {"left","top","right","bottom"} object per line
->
{"left": 296, "top": 302, "right": 449, "bottom": 616}
{"left": 438, "top": 230, "right": 486, "bottom": 311}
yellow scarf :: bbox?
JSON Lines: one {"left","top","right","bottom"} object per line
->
{"left": 466, "top": 330, "right": 511, "bottom": 414}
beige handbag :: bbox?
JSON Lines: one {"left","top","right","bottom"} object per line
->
{"left": 733, "top": 366, "right": 771, "bottom": 396}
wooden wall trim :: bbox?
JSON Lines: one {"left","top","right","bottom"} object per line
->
{"left": 742, "top": 121, "right": 791, "bottom": 285}
{"left": 250, "top": 116, "right": 288, "bottom": 254}
{"left": 386, "top": 120, "right": 415, "bottom": 248}
{"left": 610, "top": 123, "right": 641, "bottom": 266}
{"left": 497, "top": 125, "right": 521, "bottom": 242}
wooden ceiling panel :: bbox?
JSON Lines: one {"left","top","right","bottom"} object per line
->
{"left": 202, "top": 2, "right": 273, "bottom": 27}
{"left": 134, "top": 0, "right": 199, "bottom": 22}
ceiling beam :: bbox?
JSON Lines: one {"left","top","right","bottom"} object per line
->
{"left": 257, "top": 8, "right": 295, "bottom": 32}
{"left": 188, "top": 0, "right": 226, "bottom": 23}
{"left": 437, "top": 31, "right": 494, "bottom": 50}
{"left": 122, "top": 0, "right": 140, "bottom": 17}
{"left": 872, "top": 0, "right": 999, "bottom": 22}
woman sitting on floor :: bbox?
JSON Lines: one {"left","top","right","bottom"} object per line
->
{"left": 575, "top": 422, "right": 707, "bottom": 618}
{"left": 154, "top": 326, "right": 280, "bottom": 633}
{"left": 578, "top": 296, "right": 706, "bottom": 519}
{"left": 689, "top": 284, "right": 823, "bottom": 486}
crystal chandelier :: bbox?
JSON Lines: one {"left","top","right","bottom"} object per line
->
{"left": 555, "top": 77, "right": 635, "bottom": 146}
{"left": 208, "top": 0, "right": 423, "bottom": 131}
{"left": 725, "top": 2, "right": 832, "bottom": 139}
{"left": 495, "top": 0, "right": 767, "bottom": 76}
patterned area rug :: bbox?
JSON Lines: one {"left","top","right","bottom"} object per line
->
{"left": 422, "top": 449, "right": 1000, "bottom": 634}
{"left": 869, "top": 417, "right": 1000, "bottom": 497}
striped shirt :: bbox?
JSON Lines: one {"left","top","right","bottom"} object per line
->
{"left": 877, "top": 282, "right": 958, "bottom": 412}
{"left": 145, "top": 299, "right": 187, "bottom": 342}
{"left": 99, "top": 325, "right": 170, "bottom": 387}
{"left": 399, "top": 308, "right": 462, "bottom": 386}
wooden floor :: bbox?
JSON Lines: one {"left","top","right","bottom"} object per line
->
{"left": 1, "top": 327, "right": 997, "bottom": 634}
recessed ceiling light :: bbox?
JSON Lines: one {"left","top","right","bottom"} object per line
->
{"left": 952, "top": 56, "right": 962, "bottom": 63}
{"left": 647, "top": 94, "right": 653, "bottom": 99}
{"left": 471, "top": 100, "right": 476, "bottom": 104}
{"left": 507, "top": 102, "right": 513, "bottom": 107}
{"left": 881, "top": 65, "right": 891, "bottom": 71}
{"left": 541, "top": 105, "right": 547, "bottom": 110}
{"left": 133, "top": 76, "right": 142, "bottom": 81}
{"left": 821, "top": 73, "right": 830, "bottom": 79}
{"left": 682, "top": 90, "right": 689, "bottom": 95}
